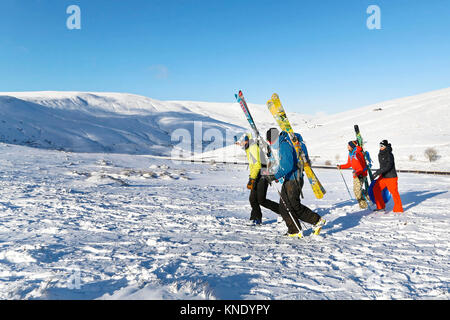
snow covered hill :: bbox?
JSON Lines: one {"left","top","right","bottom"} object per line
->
{"left": 188, "top": 88, "right": 450, "bottom": 171}
{"left": 305, "top": 88, "right": 450, "bottom": 171}
{"left": 0, "top": 92, "right": 245, "bottom": 156}
{"left": 1, "top": 88, "right": 449, "bottom": 171}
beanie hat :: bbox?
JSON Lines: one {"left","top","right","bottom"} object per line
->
{"left": 380, "top": 140, "right": 389, "bottom": 147}
{"left": 348, "top": 140, "right": 358, "bottom": 149}
{"left": 266, "top": 128, "right": 280, "bottom": 144}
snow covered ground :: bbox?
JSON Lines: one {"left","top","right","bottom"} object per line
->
{"left": 0, "top": 88, "right": 449, "bottom": 300}
{"left": 0, "top": 143, "right": 448, "bottom": 300}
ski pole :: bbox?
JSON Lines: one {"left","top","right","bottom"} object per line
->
{"left": 338, "top": 167, "right": 354, "bottom": 201}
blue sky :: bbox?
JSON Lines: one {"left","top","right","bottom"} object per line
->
{"left": 1, "top": 0, "right": 449, "bottom": 114}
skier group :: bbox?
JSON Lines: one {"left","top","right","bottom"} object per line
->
{"left": 235, "top": 91, "right": 404, "bottom": 239}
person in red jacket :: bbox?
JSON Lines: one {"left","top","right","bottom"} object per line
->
{"left": 337, "top": 141, "right": 369, "bottom": 209}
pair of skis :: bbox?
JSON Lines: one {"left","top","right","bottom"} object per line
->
{"left": 354, "top": 125, "right": 391, "bottom": 206}
{"left": 235, "top": 91, "right": 326, "bottom": 200}
{"left": 235, "top": 90, "right": 270, "bottom": 159}
{"left": 354, "top": 125, "right": 375, "bottom": 206}
{"left": 267, "top": 94, "right": 326, "bottom": 199}
{"left": 235, "top": 90, "right": 282, "bottom": 182}
{"left": 354, "top": 125, "right": 374, "bottom": 185}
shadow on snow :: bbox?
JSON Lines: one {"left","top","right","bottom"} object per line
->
{"left": 401, "top": 190, "right": 447, "bottom": 211}
{"left": 316, "top": 189, "right": 447, "bottom": 235}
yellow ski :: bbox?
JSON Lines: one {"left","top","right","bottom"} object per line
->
{"left": 267, "top": 94, "right": 326, "bottom": 199}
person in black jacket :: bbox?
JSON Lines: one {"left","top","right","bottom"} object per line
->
{"left": 372, "top": 140, "right": 404, "bottom": 212}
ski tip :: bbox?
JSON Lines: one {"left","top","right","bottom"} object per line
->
{"left": 271, "top": 93, "right": 279, "bottom": 100}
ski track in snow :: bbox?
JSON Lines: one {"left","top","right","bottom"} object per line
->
{"left": 0, "top": 144, "right": 448, "bottom": 300}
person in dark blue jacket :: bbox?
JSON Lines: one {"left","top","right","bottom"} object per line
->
{"left": 264, "top": 128, "right": 325, "bottom": 238}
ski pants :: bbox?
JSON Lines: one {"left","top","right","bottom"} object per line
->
{"left": 373, "top": 176, "right": 404, "bottom": 212}
{"left": 279, "top": 179, "right": 321, "bottom": 234}
{"left": 249, "top": 176, "right": 280, "bottom": 220}
{"left": 353, "top": 176, "right": 368, "bottom": 209}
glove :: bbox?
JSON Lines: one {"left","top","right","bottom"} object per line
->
{"left": 247, "top": 179, "right": 256, "bottom": 190}
{"left": 263, "top": 175, "right": 277, "bottom": 184}
{"left": 373, "top": 170, "right": 381, "bottom": 179}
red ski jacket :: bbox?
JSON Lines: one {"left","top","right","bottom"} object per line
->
{"left": 340, "top": 146, "right": 368, "bottom": 178}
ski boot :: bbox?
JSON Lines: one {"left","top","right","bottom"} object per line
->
{"left": 251, "top": 219, "right": 262, "bottom": 226}
{"left": 313, "top": 218, "right": 326, "bottom": 235}
{"left": 285, "top": 231, "right": 303, "bottom": 239}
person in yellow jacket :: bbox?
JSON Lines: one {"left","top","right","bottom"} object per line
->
{"left": 237, "top": 133, "right": 279, "bottom": 225}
